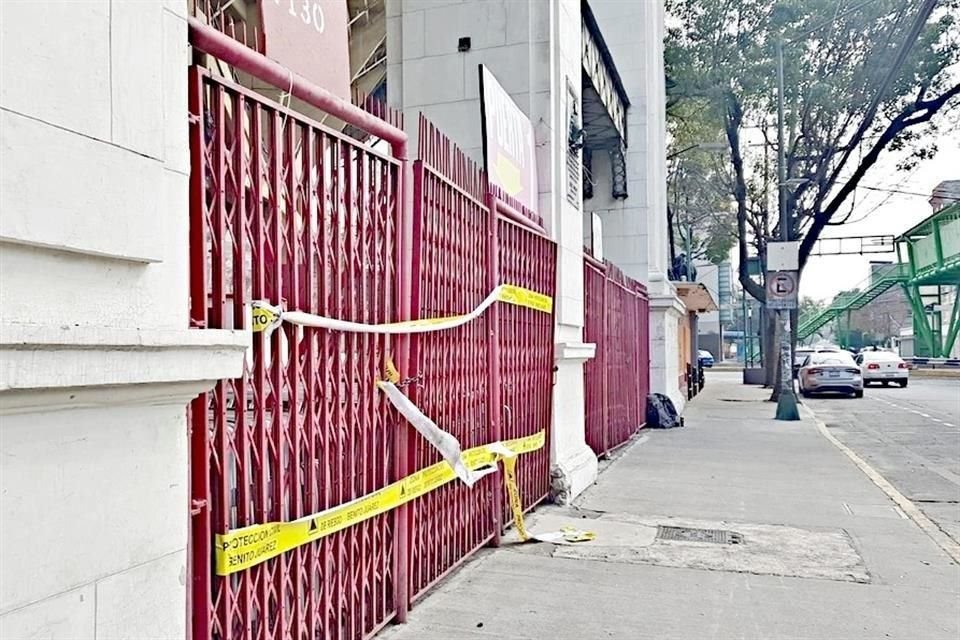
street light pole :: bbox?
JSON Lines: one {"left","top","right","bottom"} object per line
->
{"left": 775, "top": 38, "right": 800, "bottom": 421}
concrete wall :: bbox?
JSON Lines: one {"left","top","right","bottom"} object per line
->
{"left": 388, "top": 0, "right": 599, "bottom": 501}
{"left": 586, "top": 0, "right": 686, "bottom": 408}
{"left": 0, "top": 1, "right": 247, "bottom": 637}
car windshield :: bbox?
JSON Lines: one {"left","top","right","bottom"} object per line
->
{"left": 862, "top": 351, "right": 900, "bottom": 361}
{"left": 810, "top": 352, "right": 855, "bottom": 366}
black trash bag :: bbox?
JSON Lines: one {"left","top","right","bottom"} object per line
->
{"left": 646, "top": 393, "right": 683, "bottom": 429}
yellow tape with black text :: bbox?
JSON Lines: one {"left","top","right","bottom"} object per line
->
{"left": 215, "top": 431, "right": 545, "bottom": 575}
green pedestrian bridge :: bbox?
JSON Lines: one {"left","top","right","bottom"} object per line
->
{"left": 798, "top": 201, "right": 960, "bottom": 357}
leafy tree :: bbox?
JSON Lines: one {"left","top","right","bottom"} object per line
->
{"left": 667, "top": 102, "right": 738, "bottom": 268}
{"left": 668, "top": 152, "right": 738, "bottom": 266}
{"left": 798, "top": 295, "right": 826, "bottom": 321}
{"left": 665, "top": 0, "right": 960, "bottom": 303}
{"left": 666, "top": 0, "right": 959, "bottom": 390}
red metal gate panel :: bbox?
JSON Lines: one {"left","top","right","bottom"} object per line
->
{"left": 635, "top": 282, "right": 651, "bottom": 425}
{"left": 188, "top": 41, "right": 558, "bottom": 638}
{"left": 583, "top": 256, "right": 607, "bottom": 455}
{"left": 496, "top": 207, "right": 556, "bottom": 516}
{"left": 583, "top": 258, "right": 650, "bottom": 456}
{"left": 188, "top": 67, "right": 401, "bottom": 640}
{"left": 407, "top": 120, "right": 497, "bottom": 600}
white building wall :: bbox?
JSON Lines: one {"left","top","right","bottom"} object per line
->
{"left": 585, "top": 0, "right": 686, "bottom": 409}
{"left": 388, "top": 0, "right": 598, "bottom": 501}
{"left": 0, "top": 2, "right": 247, "bottom": 637}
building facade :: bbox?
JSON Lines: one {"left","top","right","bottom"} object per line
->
{"left": 1, "top": 0, "right": 678, "bottom": 635}
{"left": 0, "top": 2, "right": 249, "bottom": 637}
{"left": 388, "top": 0, "right": 680, "bottom": 499}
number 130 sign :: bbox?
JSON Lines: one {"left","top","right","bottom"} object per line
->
{"left": 275, "top": 0, "right": 326, "bottom": 32}
{"left": 259, "top": 0, "right": 350, "bottom": 100}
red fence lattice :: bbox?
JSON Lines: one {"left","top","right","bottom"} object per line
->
{"left": 188, "top": 67, "right": 401, "bottom": 640}
{"left": 583, "top": 256, "right": 650, "bottom": 457}
{"left": 188, "top": 54, "right": 557, "bottom": 638}
{"left": 407, "top": 120, "right": 497, "bottom": 600}
{"left": 495, "top": 200, "right": 556, "bottom": 516}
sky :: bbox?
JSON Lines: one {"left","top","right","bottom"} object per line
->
{"left": 800, "top": 125, "right": 959, "bottom": 302}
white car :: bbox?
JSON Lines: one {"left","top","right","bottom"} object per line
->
{"left": 794, "top": 346, "right": 841, "bottom": 377}
{"left": 856, "top": 350, "right": 909, "bottom": 387}
{"left": 798, "top": 351, "right": 864, "bottom": 398}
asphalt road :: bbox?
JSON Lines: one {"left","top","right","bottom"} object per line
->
{"left": 804, "top": 377, "right": 960, "bottom": 545}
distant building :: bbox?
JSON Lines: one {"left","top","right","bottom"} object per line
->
{"left": 694, "top": 260, "right": 732, "bottom": 359}
{"left": 929, "top": 180, "right": 960, "bottom": 213}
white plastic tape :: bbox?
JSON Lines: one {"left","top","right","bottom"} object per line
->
{"left": 251, "top": 284, "right": 552, "bottom": 336}
{"left": 377, "top": 380, "right": 499, "bottom": 488}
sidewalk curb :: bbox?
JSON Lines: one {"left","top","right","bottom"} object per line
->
{"left": 909, "top": 368, "right": 960, "bottom": 379}
{"left": 801, "top": 404, "right": 960, "bottom": 564}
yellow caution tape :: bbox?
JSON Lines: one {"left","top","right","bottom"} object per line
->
{"left": 496, "top": 284, "right": 553, "bottom": 314}
{"left": 251, "top": 303, "right": 280, "bottom": 333}
{"left": 502, "top": 454, "right": 530, "bottom": 541}
{"left": 250, "top": 283, "right": 552, "bottom": 334}
{"left": 214, "top": 430, "right": 546, "bottom": 576}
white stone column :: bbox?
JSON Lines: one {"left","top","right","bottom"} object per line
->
{"left": 0, "top": 2, "right": 248, "bottom": 637}
{"left": 388, "top": 0, "right": 598, "bottom": 501}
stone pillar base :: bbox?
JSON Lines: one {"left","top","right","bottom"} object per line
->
{"left": 647, "top": 276, "right": 688, "bottom": 412}
{"left": 549, "top": 339, "right": 598, "bottom": 505}
{"left": 551, "top": 441, "right": 599, "bottom": 505}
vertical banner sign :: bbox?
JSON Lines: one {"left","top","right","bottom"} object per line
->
{"left": 479, "top": 65, "right": 539, "bottom": 214}
{"left": 259, "top": 0, "right": 351, "bottom": 101}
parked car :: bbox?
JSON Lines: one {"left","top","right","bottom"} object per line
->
{"left": 794, "top": 346, "right": 840, "bottom": 378}
{"left": 856, "top": 350, "right": 909, "bottom": 387}
{"left": 798, "top": 351, "right": 864, "bottom": 398}
{"left": 698, "top": 349, "right": 715, "bottom": 368}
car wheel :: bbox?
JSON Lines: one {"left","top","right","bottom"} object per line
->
{"left": 854, "top": 390, "right": 864, "bottom": 398}
{"left": 801, "top": 389, "right": 811, "bottom": 398}
{"left": 899, "top": 379, "right": 908, "bottom": 388}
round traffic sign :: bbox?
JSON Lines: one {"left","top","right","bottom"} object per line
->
{"left": 770, "top": 272, "right": 796, "bottom": 297}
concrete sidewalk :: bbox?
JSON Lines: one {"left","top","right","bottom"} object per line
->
{"left": 383, "top": 371, "right": 960, "bottom": 640}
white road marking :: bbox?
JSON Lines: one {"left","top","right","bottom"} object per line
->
{"left": 867, "top": 394, "right": 955, "bottom": 429}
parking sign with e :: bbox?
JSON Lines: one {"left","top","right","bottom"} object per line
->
{"left": 766, "top": 271, "right": 798, "bottom": 310}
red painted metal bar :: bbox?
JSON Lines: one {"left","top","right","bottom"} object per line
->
{"left": 188, "top": 17, "right": 405, "bottom": 148}
{"left": 495, "top": 197, "right": 546, "bottom": 235}
{"left": 485, "top": 190, "right": 504, "bottom": 545}
{"left": 186, "top": 63, "right": 211, "bottom": 640}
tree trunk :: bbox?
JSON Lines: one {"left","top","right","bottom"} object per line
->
{"left": 765, "top": 311, "right": 780, "bottom": 395}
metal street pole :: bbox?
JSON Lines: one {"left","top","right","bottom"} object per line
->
{"left": 775, "top": 38, "right": 800, "bottom": 421}
{"left": 742, "top": 293, "right": 748, "bottom": 364}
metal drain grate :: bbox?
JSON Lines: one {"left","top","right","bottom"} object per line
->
{"left": 656, "top": 525, "right": 744, "bottom": 545}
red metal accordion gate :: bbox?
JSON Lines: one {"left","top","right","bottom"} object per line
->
{"left": 187, "top": 27, "right": 556, "bottom": 640}
{"left": 583, "top": 255, "right": 650, "bottom": 457}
